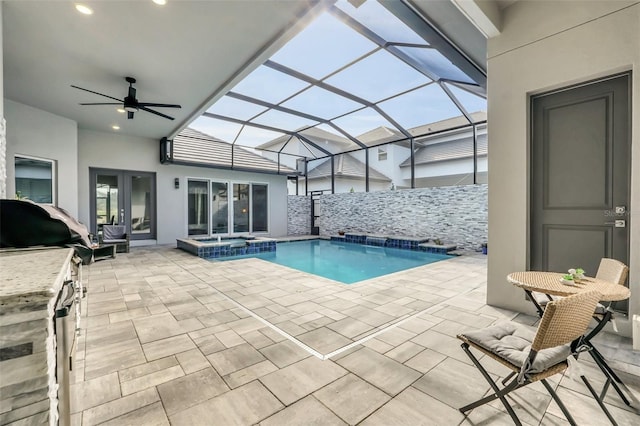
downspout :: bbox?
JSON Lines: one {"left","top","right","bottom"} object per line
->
{"left": 473, "top": 124, "right": 478, "bottom": 184}
{"left": 410, "top": 137, "right": 415, "bottom": 189}
{"left": 365, "top": 148, "right": 370, "bottom": 192}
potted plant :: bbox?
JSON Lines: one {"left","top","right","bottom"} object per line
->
{"left": 481, "top": 243, "right": 488, "bottom": 255}
{"left": 338, "top": 230, "right": 345, "bottom": 236}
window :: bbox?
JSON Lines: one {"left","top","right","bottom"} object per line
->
{"left": 187, "top": 180, "right": 209, "bottom": 235}
{"left": 15, "top": 155, "right": 55, "bottom": 204}
{"left": 233, "top": 183, "right": 250, "bottom": 233}
{"left": 211, "top": 182, "right": 229, "bottom": 234}
{"left": 251, "top": 184, "right": 268, "bottom": 232}
{"left": 378, "top": 147, "right": 388, "bottom": 161}
{"left": 186, "top": 180, "right": 267, "bottom": 235}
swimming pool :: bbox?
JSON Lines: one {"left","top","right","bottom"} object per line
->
{"left": 215, "top": 239, "right": 451, "bottom": 284}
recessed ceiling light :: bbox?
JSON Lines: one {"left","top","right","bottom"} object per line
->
{"left": 75, "top": 4, "right": 93, "bottom": 15}
{"left": 112, "top": 125, "right": 120, "bottom": 130}
{"left": 117, "top": 108, "right": 126, "bottom": 113}
{"left": 152, "top": 0, "right": 167, "bottom": 5}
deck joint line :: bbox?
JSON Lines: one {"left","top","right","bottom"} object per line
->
{"left": 207, "top": 276, "right": 487, "bottom": 361}
{"left": 208, "top": 284, "right": 325, "bottom": 359}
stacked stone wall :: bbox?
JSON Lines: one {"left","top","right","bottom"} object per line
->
{"left": 288, "top": 185, "right": 487, "bottom": 250}
{"left": 287, "top": 195, "right": 311, "bottom": 235}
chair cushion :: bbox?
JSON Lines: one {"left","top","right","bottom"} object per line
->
{"left": 103, "top": 238, "right": 127, "bottom": 244}
{"left": 103, "top": 225, "right": 126, "bottom": 241}
{"left": 460, "top": 322, "right": 571, "bottom": 373}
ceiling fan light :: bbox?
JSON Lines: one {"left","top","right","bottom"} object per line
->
{"left": 112, "top": 125, "right": 120, "bottom": 130}
{"left": 117, "top": 108, "right": 126, "bottom": 113}
{"left": 124, "top": 105, "right": 138, "bottom": 112}
{"left": 153, "top": 0, "right": 167, "bottom": 5}
{"left": 75, "top": 4, "right": 93, "bottom": 15}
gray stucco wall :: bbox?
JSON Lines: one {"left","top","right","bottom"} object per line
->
{"left": 288, "top": 185, "right": 487, "bottom": 249}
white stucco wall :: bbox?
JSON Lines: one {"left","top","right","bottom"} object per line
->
{"left": 487, "top": 1, "right": 639, "bottom": 335}
{"left": 4, "top": 100, "right": 78, "bottom": 216}
{"left": 78, "top": 129, "right": 289, "bottom": 245}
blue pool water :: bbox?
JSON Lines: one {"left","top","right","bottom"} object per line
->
{"left": 216, "top": 239, "right": 451, "bottom": 284}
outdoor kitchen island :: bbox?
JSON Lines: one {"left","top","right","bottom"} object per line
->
{"left": 0, "top": 248, "right": 80, "bottom": 426}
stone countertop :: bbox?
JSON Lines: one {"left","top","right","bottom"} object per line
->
{"left": 0, "top": 248, "right": 74, "bottom": 310}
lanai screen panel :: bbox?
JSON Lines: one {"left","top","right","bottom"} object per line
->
{"left": 187, "top": 0, "right": 486, "bottom": 172}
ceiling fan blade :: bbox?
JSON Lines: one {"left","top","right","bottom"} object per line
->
{"left": 71, "top": 85, "right": 123, "bottom": 102}
{"left": 140, "top": 106, "right": 175, "bottom": 120}
{"left": 128, "top": 111, "right": 134, "bottom": 119}
{"left": 138, "top": 103, "right": 182, "bottom": 109}
{"left": 80, "top": 102, "right": 122, "bottom": 106}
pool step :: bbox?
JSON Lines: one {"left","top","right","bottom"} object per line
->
{"left": 365, "top": 236, "right": 387, "bottom": 246}
{"left": 418, "top": 242, "right": 457, "bottom": 254}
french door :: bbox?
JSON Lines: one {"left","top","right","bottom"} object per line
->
{"left": 90, "top": 168, "right": 156, "bottom": 240}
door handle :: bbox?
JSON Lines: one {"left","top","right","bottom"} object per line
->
{"left": 120, "top": 209, "right": 125, "bottom": 224}
{"left": 604, "top": 220, "right": 626, "bottom": 228}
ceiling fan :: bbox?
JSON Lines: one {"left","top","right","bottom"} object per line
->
{"left": 71, "top": 76, "right": 181, "bottom": 120}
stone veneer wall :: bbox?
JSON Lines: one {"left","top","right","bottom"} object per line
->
{"left": 287, "top": 195, "right": 311, "bottom": 235}
{"left": 308, "top": 185, "right": 487, "bottom": 250}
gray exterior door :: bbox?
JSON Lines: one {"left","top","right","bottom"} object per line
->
{"left": 530, "top": 74, "right": 630, "bottom": 299}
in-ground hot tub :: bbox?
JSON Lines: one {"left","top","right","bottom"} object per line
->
{"left": 177, "top": 236, "right": 276, "bottom": 259}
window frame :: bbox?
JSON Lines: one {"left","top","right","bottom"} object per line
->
{"left": 184, "top": 178, "right": 269, "bottom": 236}
{"left": 14, "top": 154, "right": 57, "bottom": 205}
{"left": 186, "top": 178, "right": 210, "bottom": 236}
{"left": 377, "top": 147, "right": 388, "bottom": 161}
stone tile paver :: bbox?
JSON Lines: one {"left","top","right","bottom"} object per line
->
{"left": 412, "top": 357, "right": 493, "bottom": 408}
{"left": 81, "top": 388, "right": 159, "bottom": 426}
{"left": 99, "top": 401, "right": 169, "bottom": 426}
{"left": 70, "top": 372, "right": 120, "bottom": 413}
{"left": 259, "top": 356, "right": 347, "bottom": 405}
{"left": 314, "top": 374, "right": 390, "bottom": 424}
{"left": 296, "top": 327, "right": 352, "bottom": 354}
{"left": 259, "top": 339, "right": 310, "bottom": 368}
{"left": 361, "top": 387, "right": 466, "bottom": 425}
{"left": 169, "top": 380, "right": 283, "bottom": 425}
{"left": 207, "top": 342, "right": 266, "bottom": 376}
{"left": 260, "top": 396, "right": 347, "bottom": 426}
{"left": 157, "top": 367, "right": 229, "bottom": 415}
{"left": 141, "top": 334, "right": 196, "bottom": 361}
{"left": 337, "top": 347, "right": 421, "bottom": 396}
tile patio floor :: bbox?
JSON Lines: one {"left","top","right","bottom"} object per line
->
{"left": 71, "top": 245, "right": 640, "bottom": 425}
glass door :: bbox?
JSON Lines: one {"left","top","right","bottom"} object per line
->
{"left": 211, "top": 182, "right": 229, "bottom": 234}
{"left": 90, "top": 168, "right": 156, "bottom": 240}
{"left": 128, "top": 173, "right": 155, "bottom": 239}
{"left": 233, "top": 183, "right": 250, "bottom": 233}
{"left": 95, "top": 172, "right": 123, "bottom": 229}
{"left": 188, "top": 180, "right": 209, "bottom": 236}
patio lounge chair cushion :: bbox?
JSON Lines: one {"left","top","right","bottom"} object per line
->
{"left": 460, "top": 322, "right": 571, "bottom": 374}
{"left": 103, "top": 225, "right": 127, "bottom": 243}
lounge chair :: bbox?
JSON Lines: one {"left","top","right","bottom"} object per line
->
{"left": 100, "top": 224, "right": 129, "bottom": 253}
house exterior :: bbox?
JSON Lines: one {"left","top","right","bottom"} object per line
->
{"left": 399, "top": 112, "right": 488, "bottom": 188}
{"left": 485, "top": 1, "right": 639, "bottom": 336}
{"left": 257, "top": 112, "right": 486, "bottom": 194}
{"left": 4, "top": 100, "right": 292, "bottom": 245}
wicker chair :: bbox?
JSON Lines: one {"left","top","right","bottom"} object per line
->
{"left": 457, "top": 290, "right": 601, "bottom": 426}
